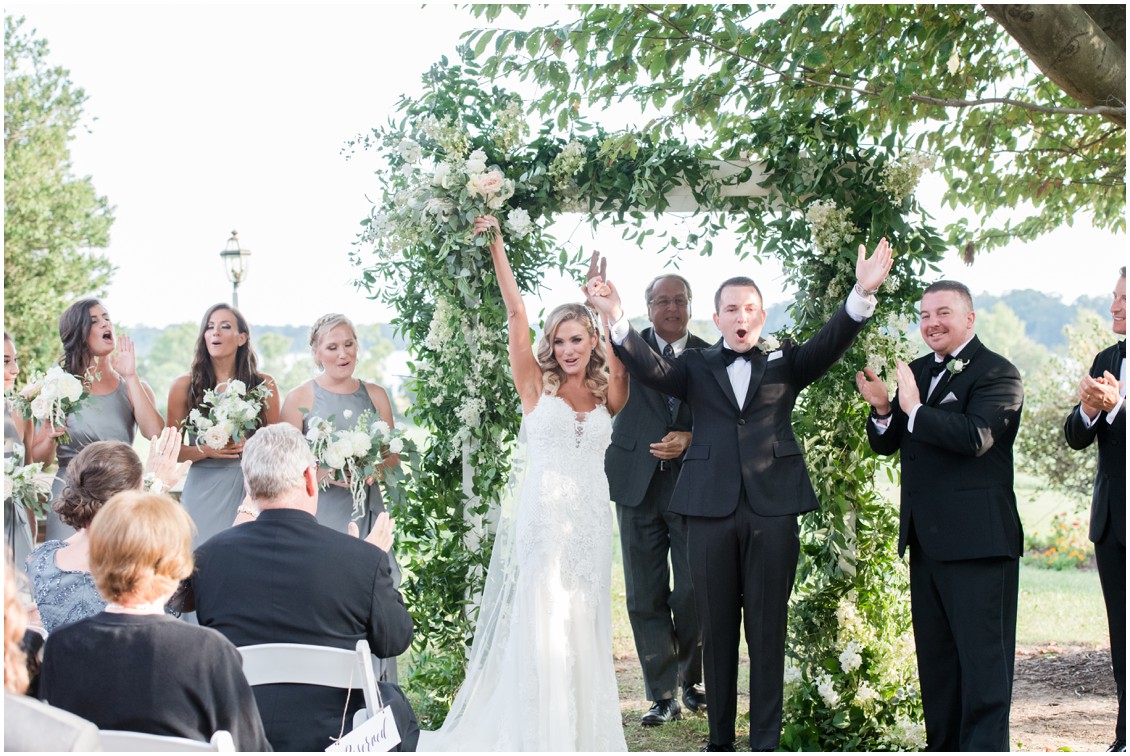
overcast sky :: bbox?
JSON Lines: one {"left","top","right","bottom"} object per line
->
{"left": 8, "top": 3, "right": 1126, "bottom": 329}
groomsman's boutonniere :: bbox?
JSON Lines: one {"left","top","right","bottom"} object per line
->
{"left": 758, "top": 335, "right": 781, "bottom": 354}
{"left": 946, "top": 357, "right": 969, "bottom": 375}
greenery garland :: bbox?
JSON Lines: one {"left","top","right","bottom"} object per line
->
{"left": 351, "top": 51, "right": 949, "bottom": 747}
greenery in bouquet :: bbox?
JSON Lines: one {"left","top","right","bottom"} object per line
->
{"left": 184, "top": 379, "right": 272, "bottom": 450}
{"left": 304, "top": 409, "right": 415, "bottom": 518}
{"left": 3, "top": 443, "right": 50, "bottom": 517}
{"left": 6, "top": 365, "right": 90, "bottom": 444}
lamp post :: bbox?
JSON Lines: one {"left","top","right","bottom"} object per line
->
{"left": 219, "top": 230, "right": 251, "bottom": 309}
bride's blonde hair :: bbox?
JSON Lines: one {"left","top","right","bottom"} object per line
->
{"left": 536, "top": 303, "right": 609, "bottom": 402}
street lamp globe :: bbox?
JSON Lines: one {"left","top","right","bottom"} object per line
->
{"left": 219, "top": 230, "right": 251, "bottom": 308}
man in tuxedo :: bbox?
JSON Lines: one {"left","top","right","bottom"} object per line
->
{"left": 586, "top": 239, "right": 892, "bottom": 751}
{"left": 192, "top": 424, "right": 418, "bottom": 752}
{"left": 1064, "top": 267, "right": 1126, "bottom": 753}
{"left": 857, "top": 280, "right": 1024, "bottom": 751}
{"left": 606, "top": 274, "right": 709, "bottom": 726}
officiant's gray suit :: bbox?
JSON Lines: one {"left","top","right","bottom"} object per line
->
{"left": 606, "top": 326, "right": 709, "bottom": 704}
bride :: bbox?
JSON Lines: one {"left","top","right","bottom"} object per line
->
{"left": 419, "top": 216, "right": 629, "bottom": 751}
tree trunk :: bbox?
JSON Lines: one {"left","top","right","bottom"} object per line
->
{"left": 983, "top": 4, "right": 1126, "bottom": 128}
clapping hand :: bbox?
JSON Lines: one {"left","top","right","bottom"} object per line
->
{"left": 893, "top": 360, "right": 921, "bottom": 414}
{"left": 1079, "top": 370, "right": 1122, "bottom": 417}
{"left": 146, "top": 426, "right": 192, "bottom": 489}
{"left": 349, "top": 511, "right": 394, "bottom": 553}
{"left": 854, "top": 367, "right": 892, "bottom": 415}
{"left": 856, "top": 238, "right": 894, "bottom": 295}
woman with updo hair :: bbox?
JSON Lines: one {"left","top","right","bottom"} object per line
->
{"left": 40, "top": 298, "right": 165, "bottom": 541}
{"left": 37, "top": 491, "right": 270, "bottom": 751}
{"left": 24, "top": 431, "right": 185, "bottom": 633}
{"left": 281, "top": 313, "right": 399, "bottom": 533}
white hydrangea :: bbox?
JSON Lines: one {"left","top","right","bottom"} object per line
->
{"left": 507, "top": 207, "right": 533, "bottom": 238}
{"left": 887, "top": 716, "right": 927, "bottom": 750}
{"left": 855, "top": 682, "right": 878, "bottom": 705}
{"left": 548, "top": 139, "right": 587, "bottom": 193}
{"left": 782, "top": 662, "right": 803, "bottom": 687}
{"left": 424, "top": 297, "right": 456, "bottom": 352}
{"left": 878, "top": 150, "right": 935, "bottom": 204}
{"left": 805, "top": 199, "right": 860, "bottom": 255}
{"left": 815, "top": 674, "right": 840, "bottom": 707}
{"left": 388, "top": 437, "right": 404, "bottom": 455}
{"left": 839, "top": 640, "right": 863, "bottom": 673}
{"left": 397, "top": 138, "right": 422, "bottom": 164}
{"left": 456, "top": 396, "right": 486, "bottom": 428}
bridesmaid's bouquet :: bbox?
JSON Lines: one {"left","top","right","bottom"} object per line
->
{"left": 4, "top": 444, "right": 51, "bottom": 516}
{"left": 304, "top": 410, "right": 410, "bottom": 517}
{"left": 186, "top": 379, "right": 272, "bottom": 450}
{"left": 7, "top": 366, "right": 89, "bottom": 444}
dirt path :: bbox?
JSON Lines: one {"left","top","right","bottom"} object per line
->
{"left": 1012, "top": 643, "right": 1117, "bottom": 752}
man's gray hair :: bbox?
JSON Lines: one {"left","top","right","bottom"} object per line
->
{"left": 241, "top": 424, "right": 315, "bottom": 501}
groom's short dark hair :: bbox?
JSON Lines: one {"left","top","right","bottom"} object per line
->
{"left": 924, "top": 280, "right": 974, "bottom": 311}
{"left": 714, "top": 277, "right": 763, "bottom": 313}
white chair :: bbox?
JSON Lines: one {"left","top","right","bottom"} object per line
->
{"left": 98, "top": 729, "right": 235, "bottom": 751}
{"left": 238, "top": 639, "right": 384, "bottom": 728}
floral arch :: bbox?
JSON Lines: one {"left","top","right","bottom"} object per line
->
{"left": 349, "top": 54, "right": 946, "bottom": 749}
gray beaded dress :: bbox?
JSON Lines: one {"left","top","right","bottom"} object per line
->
{"left": 24, "top": 540, "right": 105, "bottom": 634}
{"left": 4, "top": 406, "right": 35, "bottom": 566}
{"left": 301, "top": 381, "right": 384, "bottom": 534}
{"left": 46, "top": 380, "right": 136, "bottom": 541}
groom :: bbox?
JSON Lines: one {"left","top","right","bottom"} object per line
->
{"left": 586, "top": 240, "right": 892, "bottom": 751}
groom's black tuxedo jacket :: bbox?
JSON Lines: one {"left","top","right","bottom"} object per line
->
{"left": 1065, "top": 342, "right": 1126, "bottom": 546}
{"left": 614, "top": 305, "right": 866, "bottom": 518}
{"left": 866, "top": 336, "right": 1024, "bottom": 560}
{"left": 606, "top": 327, "right": 710, "bottom": 507}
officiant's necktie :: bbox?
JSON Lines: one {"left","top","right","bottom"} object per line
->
{"left": 663, "top": 344, "right": 677, "bottom": 418}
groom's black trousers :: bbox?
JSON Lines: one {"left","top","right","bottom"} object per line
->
{"left": 687, "top": 499, "right": 799, "bottom": 750}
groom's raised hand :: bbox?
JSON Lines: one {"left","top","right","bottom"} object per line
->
{"left": 856, "top": 237, "right": 894, "bottom": 295}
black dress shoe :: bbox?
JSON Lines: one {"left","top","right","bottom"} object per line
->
{"left": 1108, "top": 738, "right": 1126, "bottom": 752}
{"left": 682, "top": 682, "right": 707, "bottom": 712}
{"left": 640, "top": 698, "right": 681, "bottom": 726}
{"left": 702, "top": 743, "right": 735, "bottom": 752}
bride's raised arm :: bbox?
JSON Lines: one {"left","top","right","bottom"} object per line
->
{"left": 476, "top": 215, "right": 541, "bottom": 407}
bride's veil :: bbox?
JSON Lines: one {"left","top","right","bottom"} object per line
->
{"left": 428, "top": 418, "right": 531, "bottom": 739}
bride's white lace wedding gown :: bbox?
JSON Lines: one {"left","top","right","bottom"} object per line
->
{"left": 419, "top": 394, "right": 627, "bottom": 752}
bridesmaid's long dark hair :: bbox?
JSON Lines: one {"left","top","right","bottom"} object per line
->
{"left": 187, "top": 303, "right": 267, "bottom": 421}
{"left": 58, "top": 297, "right": 103, "bottom": 378}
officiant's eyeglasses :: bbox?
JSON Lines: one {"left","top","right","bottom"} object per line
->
{"left": 649, "top": 297, "right": 690, "bottom": 309}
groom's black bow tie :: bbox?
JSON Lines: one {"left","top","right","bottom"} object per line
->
{"left": 721, "top": 346, "right": 755, "bottom": 366}
{"left": 1119, "top": 340, "right": 1126, "bottom": 358}
{"left": 929, "top": 355, "right": 954, "bottom": 377}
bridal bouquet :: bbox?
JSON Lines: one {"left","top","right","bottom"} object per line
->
{"left": 305, "top": 410, "right": 410, "bottom": 517}
{"left": 185, "top": 379, "right": 272, "bottom": 450}
{"left": 4, "top": 444, "right": 50, "bottom": 516}
{"left": 7, "top": 366, "right": 89, "bottom": 444}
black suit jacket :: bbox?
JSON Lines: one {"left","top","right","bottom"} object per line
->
{"left": 614, "top": 305, "right": 866, "bottom": 518}
{"left": 193, "top": 509, "right": 414, "bottom": 751}
{"left": 867, "top": 336, "right": 1024, "bottom": 560}
{"left": 606, "top": 327, "right": 710, "bottom": 507}
{"left": 1064, "top": 342, "right": 1126, "bottom": 545}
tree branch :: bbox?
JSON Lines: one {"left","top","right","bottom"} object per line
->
{"left": 638, "top": 5, "right": 1126, "bottom": 122}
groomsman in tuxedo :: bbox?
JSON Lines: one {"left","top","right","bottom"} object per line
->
{"left": 586, "top": 239, "right": 892, "bottom": 751}
{"left": 1064, "top": 267, "right": 1125, "bottom": 753}
{"left": 857, "top": 280, "right": 1024, "bottom": 751}
{"left": 606, "top": 274, "right": 709, "bottom": 726}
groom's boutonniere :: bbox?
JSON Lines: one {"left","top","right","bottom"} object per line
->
{"left": 946, "top": 357, "right": 969, "bottom": 375}
{"left": 758, "top": 335, "right": 781, "bottom": 355}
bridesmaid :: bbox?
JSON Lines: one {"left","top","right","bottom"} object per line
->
{"left": 38, "top": 300, "right": 164, "bottom": 540}
{"left": 167, "top": 303, "right": 278, "bottom": 547}
{"left": 280, "top": 313, "right": 398, "bottom": 533}
{"left": 4, "top": 331, "right": 36, "bottom": 564}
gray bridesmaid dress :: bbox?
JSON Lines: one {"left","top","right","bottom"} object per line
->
{"left": 5, "top": 406, "right": 36, "bottom": 566}
{"left": 302, "top": 381, "right": 383, "bottom": 534}
{"left": 46, "top": 381, "right": 136, "bottom": 541}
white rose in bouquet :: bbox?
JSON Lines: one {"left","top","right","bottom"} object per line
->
{"left": 323, "top": 441, "right": 349, "bottom": 471}
{"left": 18, "top": 380, "right": 42, "bottom": 400}
{"left": 59, "top": 372, "right": 84, "bottom": 402}
{"left": 432, "top": 163, "right": 455, "bottom": 189}
{"left": 3, "top": 476, "right": 12, "bottom": 501}
{"left": 371, "top": 420, "right": 391, "bottom": 438}
{"left": 465, "top": 149, "right": 487, "bottom": 175}
{"left": 202, "top": 424, "right": 233, "bottom": 450}
{"left": 506, "top": 208, "right": 533, "bottom": 238}
{"left": 29, "top": 396, "right": 51, "bottom": 421}
{"left": 388, "top": 438, "right": 404, "bottom": 455}
{"left": 226, "top": 379, "right": 247, "bottom": 396}
{"left": 345, "top": 430, "right": 372, "bottom": 458}
{"left": 467, "top": 170, "right": 505, "bottom": 198}
{"left": 38, "top": 378, "right": 60, "bottom": 401}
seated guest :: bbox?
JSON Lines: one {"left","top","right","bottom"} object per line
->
{"left": 193, "top": 424, "right": 417, "bottom": 751}
{"left": 4, "top": 561, "right": 101, "bottom": 752}
{"left": 37, "top": 492, "right": 270, "bottom": 751}
{"left": 25, "top": 430, "right": 187, "bottom": 633}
